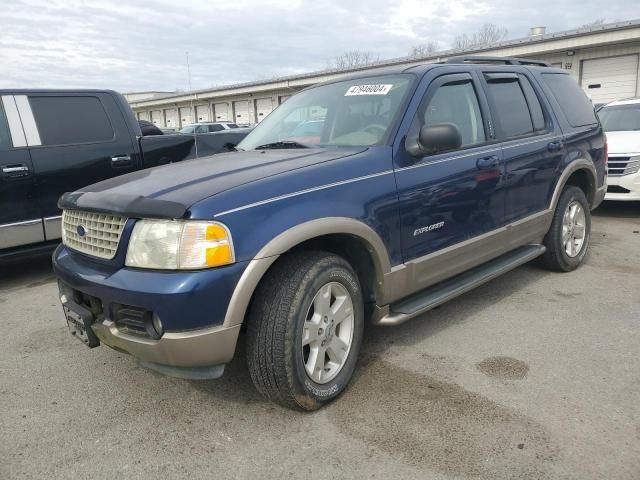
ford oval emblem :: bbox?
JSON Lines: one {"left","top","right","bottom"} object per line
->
{"left": 77, "top": 225, "right": 87, "bottom": 237}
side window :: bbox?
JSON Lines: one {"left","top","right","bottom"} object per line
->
{"left": 209, "top": 124, "right": 224, "bottom": 132}
{"left": 542, "top": 73, "right": 598, "bottom": 127}
{"left": 519, "top": 75, "right": 546, "bottom": 131}
{"left": 420, "top": 80, "right": 486, "bottom": 147}
{"left": 0, "top": 103, "right": 11, "bottom": 150}
{"left": 485, "top": 77, "right": 534, "bottom": 138}
{"left": 29, "top": 96, "right": 114, "bottom": 146}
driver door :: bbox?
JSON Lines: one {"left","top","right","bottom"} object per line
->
{"left": 393, "top": 72, "right": 505, "bottom": 290}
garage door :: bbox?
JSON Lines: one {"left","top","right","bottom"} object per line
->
{"left": 255, "top": 98, "right": 273, "bottom": 122}
{"left": 196, "top": 105, "right": 210, "bottom": 122}
{"left": 214, "top": 103, "right": 229, "bottom": 121}
{"left": 233, "top": 100, "right": 250, "bottom": 124}
{"left": 582, "top": 55, "right": 639, "bottom": 104}
{"left": 179, "top": 107, "right": 193, "bottom": 127}
{"left": 150, "top": 110, "right": 163, "bottom": 126}
{"left": 137, "top": 111, "right": 150, "bottom": 121}
{"left": 164, "top": 108, "right": 178, "bottom": 129}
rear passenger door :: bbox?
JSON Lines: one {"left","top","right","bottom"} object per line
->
{"left": 0, "top": 96, "right": 42, "bottom": 249}
{"left": 481, "top": 71, "right": 563, "bottom": 223}
{"left": 26, "top": 93, "right": 139, "bottom": 234}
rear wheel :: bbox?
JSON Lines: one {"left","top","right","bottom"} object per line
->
{"left": 246, "top": 251, "right": 364, "bottom": 410}
{"left": 540, "top": 185, "right": 591, "bottom": 272}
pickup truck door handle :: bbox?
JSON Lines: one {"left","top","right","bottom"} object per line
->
{"left": 1, "top": 164, "right": 30, "bottom": 178}
{"left": 111, "top": 155, "right": 132, "bottom": 167}
{"left": 476, "top": 155, "right": 500, "bottom": 169}
{"left": 547, "top": 141, "right": 564, "bottom": 152}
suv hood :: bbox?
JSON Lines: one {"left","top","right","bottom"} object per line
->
{"left": 606, "top": 131, "right": 640, "bottom": 155}
{"left": 59, "top": 148, "right": 365, "bottom": 219}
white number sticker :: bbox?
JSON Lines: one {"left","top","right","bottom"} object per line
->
{"left": 344, "top": 84, "right": 393, "bottom": 96}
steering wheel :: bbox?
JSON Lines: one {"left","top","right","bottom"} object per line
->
{"left": 363, "top": 124, "right": 387, "bottom": 136}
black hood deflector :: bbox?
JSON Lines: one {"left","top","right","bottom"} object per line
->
{"left": 58, "top": 191, "right": 187, "bottom": 219}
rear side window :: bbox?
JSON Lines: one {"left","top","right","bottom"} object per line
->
{"left": 485, "top": 77, "right": 533, "bottom": 138}
{"left": 0, "top": 103, "right": 11, "bottom": 150}
{"left": 29, "top": 96, "right": 114, "bottom": 146}
{"left": 542, "top": 74, "right": 598, "bottom": 127}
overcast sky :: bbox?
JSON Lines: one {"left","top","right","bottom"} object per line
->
{"left": 1, "top": 0, "right": 638, "bottom": 92}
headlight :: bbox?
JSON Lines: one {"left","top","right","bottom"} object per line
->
{"left": 125, "top": 220, "right": 234, "bottom": 270}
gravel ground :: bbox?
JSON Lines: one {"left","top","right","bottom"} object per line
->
{"left": 1, "top": 201, "right": 639, "bottom": 480}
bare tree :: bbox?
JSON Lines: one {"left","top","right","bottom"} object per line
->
{"left": 332, "top": 50, "right": 378, "bottom": 69}
{"left": 409, "top": 42, "right": 438, "bottom": 57}
{"left": 452, "top": 23, "right": 508, "bottom": 50}
{"left": 581, "top": 19, "right": 605, "bottom": 28}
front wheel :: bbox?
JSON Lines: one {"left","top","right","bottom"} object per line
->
{"left": 246, "top": 251, "right": 364, "bottom": 410}
{"left": 540, "top": 185, "right": 591, "bottom": 272}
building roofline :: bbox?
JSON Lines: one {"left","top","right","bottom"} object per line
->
{"left": 130, "top": 18, "right": 640, "bottom": 108}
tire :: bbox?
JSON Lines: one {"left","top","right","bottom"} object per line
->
{"left": 540, "top": 185, "right": 591, "bottom": 272}
{"left": 245, "top": 251, "right": 364, "bottom": 410}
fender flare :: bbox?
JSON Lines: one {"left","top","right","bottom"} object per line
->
{"left": 549, "top": 159, "right": 598, "bottom": 211}
{"left": 222, "top": 217, "right": 391, "bottom": 327}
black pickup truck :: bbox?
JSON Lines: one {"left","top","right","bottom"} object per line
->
{"left": 0, "top": 90, "right": 246, "bottom": 259}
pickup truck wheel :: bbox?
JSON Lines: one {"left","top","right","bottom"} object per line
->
{"left": 540, "top": 185, "right": 591, "bottom": 272}
{"left": 245, "top": 251, "right": 364, "bottom": 410}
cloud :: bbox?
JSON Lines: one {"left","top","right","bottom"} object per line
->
{"left": 0, "top": 0, "right": 638, "bottom": 92}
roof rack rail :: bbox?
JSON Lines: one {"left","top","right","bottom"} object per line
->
{"left": 443, "top": 56, "right": 551, "bottom": 67}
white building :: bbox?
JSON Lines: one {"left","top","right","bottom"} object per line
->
{"left": 129, "top": 20, "right": 640, "bottom": 129}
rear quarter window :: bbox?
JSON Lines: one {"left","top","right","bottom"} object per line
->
{"left": 29, "top": 96, "right": 114, "bottom": 146}
{"left": 541, "top": 74, "right": 598, "bottom": 127}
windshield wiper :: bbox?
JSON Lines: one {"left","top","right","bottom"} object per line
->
{"left": 254, "top": 141, "right": 309, "bottom": 150}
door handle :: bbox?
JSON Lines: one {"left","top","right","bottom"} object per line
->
{"left": 2, "top": 164, "right": 30, "bottom": 178}
{"left": 476, "top": 155, "right": 499, "bottom": 169}
{"left": 111, "top": 155, "right": 132, "bottom": 167}
{"left": 547, "top": 141, "right": 564, "bottom": 152}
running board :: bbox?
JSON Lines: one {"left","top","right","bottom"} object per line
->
{"left": 374, "top": 244, "right": 546, "bottom": 326}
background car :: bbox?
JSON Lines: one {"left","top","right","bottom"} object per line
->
{"left": 179, "top": 122, "right": 240, "bottom": 134}
{"left": 598, "top": 98, "right": 640, "bottom": 200}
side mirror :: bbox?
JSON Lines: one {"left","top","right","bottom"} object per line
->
{"left": 406, "top": 123, "right": 462, "bottom": 157}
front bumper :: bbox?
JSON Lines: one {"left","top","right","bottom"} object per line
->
{"left": 605, "top": 169, "right": 640, "bottom": 201}
{"left": 92, "top": 320, "right": 241, "bottom": 378}
{"left": 53, "top": 245, "right": 247, "bottom": 377}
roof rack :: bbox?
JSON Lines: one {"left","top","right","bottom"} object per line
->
{"left": 443, "top": 56, "right": 551, "bottom": 67}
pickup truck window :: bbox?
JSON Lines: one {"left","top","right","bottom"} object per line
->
{"left": 486, "top": 78, "right": 535, "bottom": 138}
{"left": 238, "top": 74, "right": 413, "bottom": 150}
{"left": 420, "top": 80, "right": 486, "bottom": 147}
{"left": 29, "top": 96, "right": 114, "bottom": 146}
{"left": 0, "top": 103, "right": 10, "bottom": 150}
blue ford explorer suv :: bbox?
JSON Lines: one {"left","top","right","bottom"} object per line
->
{"left": 54, "top": 57, "right": 606, "bottom": 410}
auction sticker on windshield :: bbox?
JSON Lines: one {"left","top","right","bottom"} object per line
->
{"left": 345, "top": 84, "right": 393, "bottom": 96}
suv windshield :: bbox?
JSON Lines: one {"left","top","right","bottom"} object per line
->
{"left": 599, "top": 103, "right": 640, "bottom": 132}
{"left": 238, "top": 74, "right": 414, "bottom": 150}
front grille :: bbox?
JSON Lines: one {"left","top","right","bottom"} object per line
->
{"left": 62, "top": 210, "right": 127, "bottom": 260}
{"left": 608, "top": 156, "right": 640, "bottom": 177}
